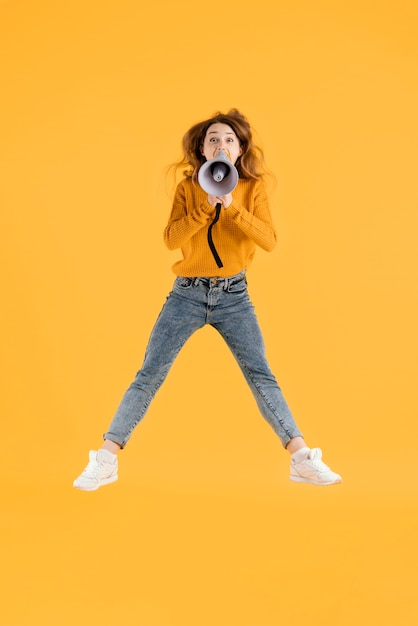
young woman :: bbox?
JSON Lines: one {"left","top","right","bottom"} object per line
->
{"left": 74, "top": 109, "right": 342, "bottom": 491}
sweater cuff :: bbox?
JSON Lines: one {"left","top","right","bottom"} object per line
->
{"left": 198, "top": 202, "right": 215, "bottom": 218}
{"left": 227, "top": 204, "right": 241, "bottom": 219}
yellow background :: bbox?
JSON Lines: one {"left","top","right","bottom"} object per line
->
{"left": 1, "top": 0, "right": 417, "bottom": 624}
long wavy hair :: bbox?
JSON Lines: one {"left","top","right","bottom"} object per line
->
{"left": 168, "top": 109, "right": 270, "bottom": 188}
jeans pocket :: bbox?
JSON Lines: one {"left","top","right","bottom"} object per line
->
{"left": 227, "top": 277, "right": 248, "bottom": 293}
{"left": 175, "top": 277, "right": 193, "bottom": 290}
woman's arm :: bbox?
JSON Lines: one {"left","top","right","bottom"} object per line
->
{"left": 163, "top": 182, "right": 214, "bottom": 250}
{"left": 228, "top": 181, "right": 277, "bottom": 251}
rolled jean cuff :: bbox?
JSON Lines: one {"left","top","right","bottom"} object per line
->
{"left": 103, "top": 433, "right": 127, "bottom": 449}
{"left": 281, "top": 430, "right": 304, "bottom": 449}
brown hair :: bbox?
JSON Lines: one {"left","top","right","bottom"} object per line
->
{"left": 169, "top": 109, "right": 269, "bottom": 186}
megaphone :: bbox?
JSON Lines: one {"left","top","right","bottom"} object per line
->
{"left": 197, "top": 151, "right": 239, "bottom": 270}
{"left": 198, "top": 150, "right": 239, "bottom": 196}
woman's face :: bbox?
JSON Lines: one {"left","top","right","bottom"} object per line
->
{"left": 201, "top": 123, "right": 243, "bottom": 164}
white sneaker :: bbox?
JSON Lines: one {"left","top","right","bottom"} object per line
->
{"left": 290, "top": 448, "right": 342, "bottom": 486}
{"left": 73, "top": 450, "right": 118, "bottom": 491}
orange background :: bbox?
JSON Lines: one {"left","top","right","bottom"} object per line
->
{"left": 1, "top": 1, "right": 417, "bottom": 624}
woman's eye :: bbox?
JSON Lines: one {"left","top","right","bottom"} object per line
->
{"left": 209, "top": 137, "right": 218, "bottom": 142}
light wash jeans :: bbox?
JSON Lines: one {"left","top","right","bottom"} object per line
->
{"left": 104, "top": 270, "right": 302, "bottom": 448}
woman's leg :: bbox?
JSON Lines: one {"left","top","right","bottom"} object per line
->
{"left": 104, "top": 287, "right": 206, "bottom": 449}
{"left": 74, "top": 283, "right": 207, "bottom": 491}
{"left": 214, "top": 317, "right": 308, "bottom": 453}
{"left": 213, "top": 301, "right": 303, "bottom": 449}
{"left": 211, "top": 277, "right": 341, "bottom": 485}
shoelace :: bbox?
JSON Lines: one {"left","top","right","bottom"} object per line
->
{"left": 308, "top": 448, "right": 322, "bottom": 461}
{"left": 81, "top": 458, "right": 101, "bottom": 478}
{"left": 307, "top": 448, "right": 331, "bottom": 471}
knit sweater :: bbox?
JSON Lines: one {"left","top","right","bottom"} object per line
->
{"left": 163, "top": 178, "right": 277, "bottom": 277}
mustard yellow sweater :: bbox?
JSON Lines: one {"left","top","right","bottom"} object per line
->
{"left": 163, "top": 178, "right": 277, "bottom": 277}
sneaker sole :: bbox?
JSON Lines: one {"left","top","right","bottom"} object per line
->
{"left": 290, "top": 475, "right": 342, "bottom": 486}
{"left": 73, "top": 474, "right": 118, "bottom": 491}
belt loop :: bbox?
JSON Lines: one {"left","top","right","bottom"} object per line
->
{"left": 194, "top": 277, "right": 200, "bottom": 286}
{"left": 223, "top": 277, "right": 229, "bottom": 291}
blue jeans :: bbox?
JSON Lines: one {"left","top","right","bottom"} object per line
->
{"left": 104, "top": 271, "right": 302, "bottom": 448}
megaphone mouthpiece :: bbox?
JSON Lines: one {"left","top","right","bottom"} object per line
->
{"left": 211, "top": 163, "right": 229, "bottom": 182}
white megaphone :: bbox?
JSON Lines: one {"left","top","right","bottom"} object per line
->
{"left": 198, "top": 150, "right": 239, "bottom": 270}
{"left": 198, "top": 150, "right": 239, "bottom": 196}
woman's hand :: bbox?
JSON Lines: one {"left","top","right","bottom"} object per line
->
{"left": 207, "top": 193, "right": 233, "bottom": 209}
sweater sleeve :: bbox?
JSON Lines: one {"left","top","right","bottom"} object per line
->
{"left": 163, "top": 181, "right": 214, "bottom": 251}
{"left": 228, "top": 180, "right": 277, "bottom": 252}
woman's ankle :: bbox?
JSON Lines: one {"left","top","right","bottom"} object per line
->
{"left": 102, "top": 440, "right": 122, "bottom": 455}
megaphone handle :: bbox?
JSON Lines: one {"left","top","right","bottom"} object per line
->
{"left": 207, "top": 203, "right": 223, "bottom": 268}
